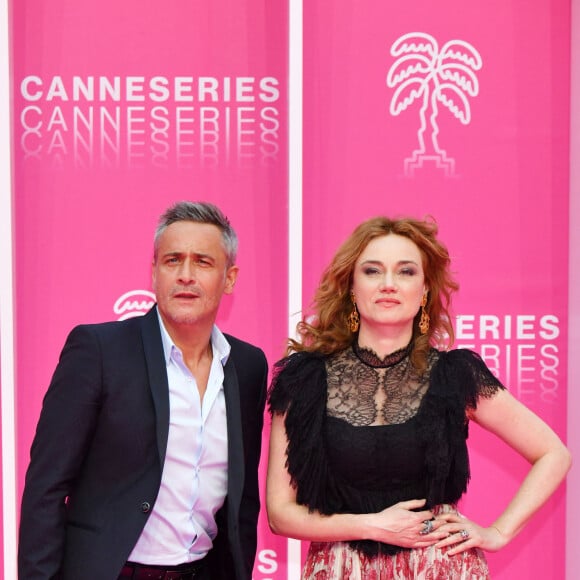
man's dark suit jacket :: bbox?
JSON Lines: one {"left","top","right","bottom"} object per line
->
{"left": 18, "top": 306, "right": 268, "bottom": 580}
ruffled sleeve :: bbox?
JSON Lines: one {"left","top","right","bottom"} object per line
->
{"left": 268, "top": 352, "right": 345, "bottom": 513}
{"left": 420, "top": 348, "right": 505, "bottom": 506}
{"left": 438, "top": 348, "right": 505, "bottom": 408}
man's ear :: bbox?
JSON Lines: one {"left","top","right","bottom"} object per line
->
{"left": 224, "top": 265, "right": 239, "bottom": 294}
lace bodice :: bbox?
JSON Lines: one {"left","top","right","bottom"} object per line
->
{"left": 268, "top": 344, "right": 505, "bottom": 557}
{"left": 326, "top": 344, "right": 437, "bottom": 426}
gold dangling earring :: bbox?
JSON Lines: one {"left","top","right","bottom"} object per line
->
{"left": 347, "top": 292, "right": 360, "bottom": 333}
{"left": 419, "top": 292, "right": 430, "bottom": 335}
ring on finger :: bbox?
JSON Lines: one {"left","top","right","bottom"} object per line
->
{"left": 420, "top": 519, "right": 434, "bottom": 535}
{"left": 459, "top": 529, "right": 469, "bottom": 540}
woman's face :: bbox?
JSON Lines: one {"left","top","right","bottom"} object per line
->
{"left": 351, "top": 234, "right": 427, "bottom": 335}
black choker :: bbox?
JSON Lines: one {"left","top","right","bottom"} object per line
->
{"left": 352, "top": 341, "right": 412, "bottom": 368}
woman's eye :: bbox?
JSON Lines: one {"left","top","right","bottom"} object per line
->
{"left": 399, "top": 268, "right": 416, "bottom": 276}
{"left": 363, "top": 267, "right": 380, "bottom": 275}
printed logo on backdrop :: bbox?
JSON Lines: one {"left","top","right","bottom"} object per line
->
{"left": 255, "top": 549, "right": 278, "bottom": 580}
{"left": 18, "top": 75, "right": 282, "bottom": 169}
{"left": 114, "top": 290, "right": 155, "bottom": 320}
{"left": 387, "top": 32, "right": 482, "bottom": 178}
{"left": 454, "top": 313, "right": 560, "bottom": 405}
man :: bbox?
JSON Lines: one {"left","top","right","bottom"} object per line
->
{"left": 19, "top": 201, "right": 268, "bottom": 580}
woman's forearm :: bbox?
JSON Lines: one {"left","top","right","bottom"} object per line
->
{"left": 491, "top": 445, "right": 571, "bottom": 542}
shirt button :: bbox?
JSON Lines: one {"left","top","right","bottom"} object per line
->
{"left": 141, "top": 501, "right": 151, "bottom": 513}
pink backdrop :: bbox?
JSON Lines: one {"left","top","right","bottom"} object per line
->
{"left": 8, "top": 0, "right": 571, "bottom": 579}
{"left": 302, "top": 1, "right": 569, "bottom": 579}
{"left": 11, "top": 0, "right": 289, "bottom": 577}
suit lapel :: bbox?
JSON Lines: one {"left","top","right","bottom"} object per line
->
{"left": 140, "top": 308, "right": 244, "bottom": 513}
{"left": 140, "top": 306, "right": 170, "bottom": 465}
{"left": 224, "top": 355, "right": 244, "bottom": 514}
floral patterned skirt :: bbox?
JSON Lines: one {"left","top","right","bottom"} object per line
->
{"left": 301, "top": 506, "right": 490, "bottom": 580}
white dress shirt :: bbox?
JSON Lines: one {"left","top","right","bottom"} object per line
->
{"left": 128, "top": 315, "right": 230, "bottom": 564}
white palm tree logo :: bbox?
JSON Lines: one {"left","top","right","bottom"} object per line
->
{"left": 387, "top": 32, "right": 482, "bottom": 177}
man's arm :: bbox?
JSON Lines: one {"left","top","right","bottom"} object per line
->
{"left": 18, "top": 325, "right": 104, "bottom": 579}
{"left": 238, "top": 347, "right": 268, "bottom": 578}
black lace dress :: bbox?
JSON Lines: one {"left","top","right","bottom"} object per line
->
{"left": 268, "top": 343, "right": 504, "bottom": 579}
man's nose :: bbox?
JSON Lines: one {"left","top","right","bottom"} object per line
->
{"left": 178, "top": 260, "right": 196, "bottom": 283}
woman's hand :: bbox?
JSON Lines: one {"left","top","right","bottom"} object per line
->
{"left": 434, "top": 512, "right": 509, "bottom": 554}
{"left": 365, "top": 499, "right": 450, "bottom": 548}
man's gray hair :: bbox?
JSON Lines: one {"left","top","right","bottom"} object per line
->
{"left": 154, "top": 201, "right": 238, "bottom": 266}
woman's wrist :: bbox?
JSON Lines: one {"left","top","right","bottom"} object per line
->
{"left": 489, "top": 524, "right": 511, "bottom": 547}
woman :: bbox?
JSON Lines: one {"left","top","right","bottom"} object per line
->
{"left": 266, "top": 216, "right": 571, "bottom": 579}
